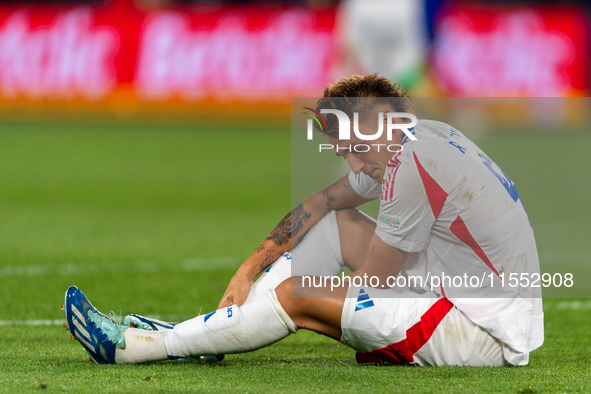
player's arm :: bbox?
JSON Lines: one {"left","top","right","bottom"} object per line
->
{"left": 217, "top": 173, "right": 374, "bottom": 309}
{"left": 349, "top": 233, "right": 410, "bottom": 287}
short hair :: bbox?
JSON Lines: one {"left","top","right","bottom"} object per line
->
{"left": 314, "top": 73, "right": 414, "bottom": 138}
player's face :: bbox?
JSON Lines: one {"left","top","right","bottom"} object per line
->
{"left": 327, "top": 127, "right": 395, "bottom": 182}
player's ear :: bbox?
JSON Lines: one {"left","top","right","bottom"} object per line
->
{"left": 382, "top": 110, "right": 391, "bottom": 125}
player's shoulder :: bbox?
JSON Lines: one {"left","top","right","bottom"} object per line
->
{"left": 386, "top": 119, "right": 474, "bottom": 187}
{"left": 399, "top": 119, "right": 472, "bottom": 160}
{"left": 395, "top": 119, "right": 448, "bottom": 162}
{"left": 416, "top": 119, "right": 454, "bottom": 135}
{"left": 411, "top": 119, "right": 456, "bottom": 147}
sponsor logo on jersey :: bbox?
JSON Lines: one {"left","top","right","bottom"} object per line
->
{"left": 355, "top": 289, "right": 374, "bottom": 311}
{"left": 378, "top": 213, "right": 401, "bottom": 228}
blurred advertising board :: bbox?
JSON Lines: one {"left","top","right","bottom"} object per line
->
{"left": 0, "top": 1, "right": 337, "bottom": 121}
{"left": 432, "top": 4, "right": 590, "bottom": 97}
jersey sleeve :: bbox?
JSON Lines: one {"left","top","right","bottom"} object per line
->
{"left": 375, "top": 155, "right": 435, "bottom": 252}
{"left": 348, "top": 171, "right": 381, "bottom": 200}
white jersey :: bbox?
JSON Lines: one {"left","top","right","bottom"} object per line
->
{"left": 349, "top": 119, "right": 544, "bottom": 366}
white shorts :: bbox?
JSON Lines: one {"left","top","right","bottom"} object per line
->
{"left": 261, "top": 211, "right": 505, "bottom": 367}
{"left": 340, "top": 285, "right": 505, "bottom": 366}
{"left": 291, "top": 210, "right": 345, "bottom": 277}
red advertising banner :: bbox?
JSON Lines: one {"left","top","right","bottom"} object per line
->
{"left": 0, "top": 1, "right": 140, "bottom": 101}
{"left": 432, "top": 4, "right": 590, "bottom": 97}
{"left": 135, "top": 6, "right": 336, "bottom": 101}
{"left": 1, "top": 0, "right": 590, "bottom": 118}
{"left": 0, "top": 1, "right": 337, "bottom": 118}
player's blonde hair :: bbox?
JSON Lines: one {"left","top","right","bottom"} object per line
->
{"left": 314, "top": 73, "right": 414, "bottom": 138}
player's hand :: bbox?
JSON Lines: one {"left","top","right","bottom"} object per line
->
{"left": 217, "top": 273, "right": 253, "bottom": 309}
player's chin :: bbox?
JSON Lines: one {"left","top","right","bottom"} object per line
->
{"left": 369, "top": 170, "right": 383, "bottom": 181}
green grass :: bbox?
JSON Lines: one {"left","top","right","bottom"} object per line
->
{"left": 0, "top": 122, "right": 590, "bottom": 393}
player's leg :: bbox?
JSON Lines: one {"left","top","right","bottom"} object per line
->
{"left": 65, "top": 210, "right": 374, "bottom": 364}
{"left": 123, "top": 252, "right": 294, "bottom": 335}
{"left": 274, "top": 276, "right": 347, "bottom": 340}
{"left": 64, "top": 278, "right": 349, "bottom": 364}
{"left": 118, "top": 252, "right": 296, "bottom": 363}
{"left": 291, "top": 209, "right": 375, "bottom": 278}
{"left": 124, "top": 208, "right": 374, "bottom": 329}
{"left": 64, "top": 285, "right": 295, "bottom": 364}
{"left": 335, "top": 208, "right": 376, "bottom": 271}
{"left": 146, "top": 278, "right": 349, "bottom": 361}
{"left": 243, "top": 253, "right": 292, "bottom": 303}
{"left": 337, "top": 285, "right": 505, "bottom": 367}
{"left": 246, "top": 208, "right": 375, "bottom": 302}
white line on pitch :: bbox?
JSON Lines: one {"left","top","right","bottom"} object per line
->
{"left": 538, "top": 250, "right": 590, "bottom": 263}
{"left": 0, "top": 319, "right": 65, "bottom": 326}
{"left": 0, "top": 315, "right": 193, "bottom": 327}
{"left": 0, "top": 257, "right": 240, "bottom": 279}
{"left": 3, "top": 300, "right": 591, "bottom": 329}
{"left": 545, "top": 300, "right": 591, "bottom": 310}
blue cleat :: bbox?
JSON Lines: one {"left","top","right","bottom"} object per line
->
{"left": 64, "top": 287, "right": 223, "bottom": 365}
{"left": 64, "top": 286, "right": 125, "bottom": 364}
{"left": 124, "top": 314, "right": 177, "bottom": 331}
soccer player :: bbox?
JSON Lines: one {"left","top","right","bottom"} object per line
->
{"left": 64, "top": 73, "right": 543, "bottom": 366}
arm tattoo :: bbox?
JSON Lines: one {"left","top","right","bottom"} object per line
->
{"left": 297, "top": 228, "right": 311, "bottom": 244}
{"left": 256, "top": 245, "right": 265, "bottom": 253}
{"left": 343, "top": 183, "right": 353, "bottom": 190}
{"left": 259, "top": 249, "right": 276, "bottom": 271}
{"left": 291, "top": 204, "right": 311, "bottom": 237}
{"left": 266, "top": 204, "right": 311, "bottom": 246}
{"left": 321, "top": 187, "right": 340, "bottom": 211}
{"left": 266, "top": 213, "right": 291, "bottom": 246}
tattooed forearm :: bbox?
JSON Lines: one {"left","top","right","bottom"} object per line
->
{"left": 291, "top": 204, "right": 311, "bottom": 237}
{"left": 297, "top": 228, "right": 311, "bottom": 244}
{"left": 265, "top": 204, "right": 311, "bottom": 246}
{"left": 343, "top": 183, "right": 353, "bottom": 190}
{"left": 256, "top": 245, "right": 265, "bottom": 253}
{"left": 266, "top": 212, "right": 291, "bottom": 246}
{"left": 321, "top": 187, "right": 340, "bottom": 211}
{"left": 259, "top": 249, "right": 276, "bottom": 271}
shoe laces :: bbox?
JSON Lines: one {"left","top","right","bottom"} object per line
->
{"left": 87, "top": 310, "right": 125, "bottom": 345}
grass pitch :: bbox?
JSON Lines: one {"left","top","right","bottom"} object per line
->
{"left": 0, "top": 122, "right": 589, "bottom": 393}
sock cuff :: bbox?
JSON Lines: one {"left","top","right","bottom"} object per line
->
{"left": 266, "top": 289, "right": 298, "bottom": 334}
{"left": 163, "top": 330, "right": 191, "bottom": 358}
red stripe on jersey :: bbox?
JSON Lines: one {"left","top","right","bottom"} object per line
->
{"left": 440, "top": 277, "right": 447, "bottom": 298}
{"left": 381, "top": 151, "right": 402, "bottom": 201}
{"left": 449, "top": 215, "right": 500, "bottom": 278}
{"left": 413, "top": 152, "right": 448, "bottom": 219}
{"left": 355, "top": 298, "right": 454, "bottom": 364}
{"left": 380, "top": 176, "right": 389, "bottom": 201}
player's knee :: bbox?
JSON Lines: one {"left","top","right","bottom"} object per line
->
{"left": 274, "top": 278, "right": 304, "bottom": 321}
{"left": 274, "top": 278, "right": 292, "bottom": 307}
{"left": 335, "top": 208, "right": 360, "bottom": 225}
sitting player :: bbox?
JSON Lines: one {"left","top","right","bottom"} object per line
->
{"left": 63, "top": 73, "right": 543, "bottom": 366}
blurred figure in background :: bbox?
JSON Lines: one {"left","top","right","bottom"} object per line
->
{"left": 336, "top": 0, "right": 431, "bottom": 92}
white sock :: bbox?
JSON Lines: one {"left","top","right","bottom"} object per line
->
{"left": 163, "top": 289, "right": 297, "bottom": 358}
{"left": 113, "top": 258, "right": 294, "bottom": 364}
{"left": 115, "top": 328, "right": 168, "bottom": 364}
{"left": 244, "top": 253, "right": 292, "bottom": 304}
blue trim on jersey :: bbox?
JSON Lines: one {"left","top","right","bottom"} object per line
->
{"left": 401, "top": 127, "right": 415, "bottom": 145}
